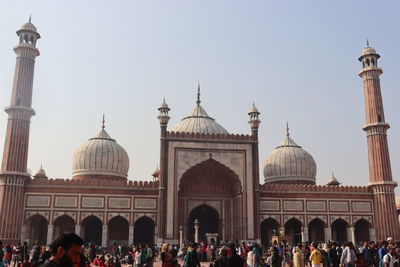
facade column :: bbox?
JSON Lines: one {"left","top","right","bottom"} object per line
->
{"left": 75, "top": 225, "right": 81, "bottom": 236}
{"left": 194, "top": 219, "right": 199, "bottom": 243}
{"left": 47, "top": 224, "right": 54, "bottom": 245}
{"left": 102, "top": 226, "right": 108, "bottom": 248}
{"left": 369, "top": 228, "right": 376, "bottom": 242}
{"left": 128, "top": 226, "right": 134, "bottom": 245}
{"left": 20, "top": 225, "right": 25, "bottom": 244}
{"left": 301, "top": 227, "right": 309, "bottom": 242}
{"left": 179, "top": 225, "right": 183, "bottom": 249}
{"left": 324, "top": 227, "right": 332, "bottom": 242}
{"left": 347, "top": 226, "right": 355, "bottom": 244}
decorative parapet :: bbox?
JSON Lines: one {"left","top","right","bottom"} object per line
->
{"left": 167, "top": 131, "right": 253, "bottom": 141}
{"left": 28, "top": 177, "right": 159, "bottom": 189}
{"left": 260, "top": 183, "right": 371, "bottom": 193}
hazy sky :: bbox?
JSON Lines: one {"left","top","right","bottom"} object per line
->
{"left": 0, "top": 1, "right": 399, "bottom": 195}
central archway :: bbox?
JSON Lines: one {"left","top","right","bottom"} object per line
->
{"left": 331, "top": 219, "right": 348, "bottom": 243}
{"left": 53, "top": 215, "right": 75, "bottom": 238}
{"left": 188, "top": 205, "right": 219, "bottom": 242}
{"left": 308, "top": 219, "right": 325, "bottom": 242}
{"left": 178, "top": 158, "right": 242, "bottom": 241}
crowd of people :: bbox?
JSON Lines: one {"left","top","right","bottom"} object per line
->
{"left": 0, "top": 234, "right": 399, "bottom": 267}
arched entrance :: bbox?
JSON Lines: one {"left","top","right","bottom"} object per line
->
{"left": 81, "top": 216, "right": 102, "bottom": 246}
{"left": 178, "top": 159, "right": 242, "bottom": 241}
{"left": 108, "top": 216, "right": 129, "bottom": 246}
{"left": 261, "top": 218, "right": 280, "bottom": 246}
{"left": 188, "top": 205, "right": 219, "bottom": 242}
{"left": 134, "top": 217, "right": 154, "bottom": 245}
{"left": 53, "top": 215, "right": 75, "bottom": 238}
{"left": 354, "top": 219, "right": 371, "bottom": 244}
{"left": 308, "top": 219, "right": 325, "bottom": 242}
{"left": 25, "top": 215, "right": 48, "bottom": 246}
{"left": 284, "top": 218, "right": 302, "bottom": 244}
{"left": 331, "top": 219, "right": 348, "bottom": 243}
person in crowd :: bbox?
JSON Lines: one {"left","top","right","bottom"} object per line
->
{"left": 30, "top": 246, "right": 40, "bottom": 267}
{"left": 5, "top": 244, "right": 13, "bottom": 266}
{"left": 246, "top": 246, "right": 254, "bottom": 267}
{"left": 293, "top": 245, "right": 304, "bottom": 267}
{"left": 369, "top": 242, "right": 378, "bottom": 267}
{"left": 321, "top": 244, "right": 330, "bottom": 267}
{"left": 360, "top": 242, "right": 372, "bottom": 267}
{"left": 20, "top": 255, "right": 32, "bottom": 267}
{"left": 329, "top": 242, "right": 340, "bottom": 267}
{"left": 160, "top": 244, "right": 173, "bottom": 267}
{"left": 214, "top": 246, "right": 228, "bottom": 267}
{"left": 382, "top": 245, "right": 396, "bottom": 267}
{"left": 271, "top": 246, "right": 280, "bottom": 267}
{"left": 134, "top": 247, "right": 142, "bottom": 267}
{"left": 309, "top": 243, "right": 323, "bottom": 267}
{"left": 340, "top": 242, "right": 357, "bottom": 267}
{"left": 379, "top": 242, "right": 389, "bottom": 263}
{"left": 227, "top": 243, "right": 244, "bottom": 267}
{"left": 39, "top": 233, "right": 84, "bottom": 267}
{"left": 184, "top": 243, "right": 200, "bottom": 267}
{"left": 13, "top": 243, "right": 22, "bottom": 267}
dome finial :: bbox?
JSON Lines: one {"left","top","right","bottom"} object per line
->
{"left": 29, "top": 14, "right": 32, "bottom": 23}
{"left": 102, "top": 114, "right": 105, "bottom": 129}
{"left": 286, "top": 122, "right": 290, "bottom": 137}
{"left": 196, "top": 83, "right": 201, "bottom": 105}
{"left": 366, "top": 38, "right": 369, "bottom": 47}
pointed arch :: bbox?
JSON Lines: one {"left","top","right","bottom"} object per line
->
{"left": 53, "top": 215, "right": 76, "bottom": 238}
{"left": 354, "top": 218, "right": 371, "bottom": 244}
{"left": 134, "top": 216, "right": 155, "bottom": 245}
{"left": 81, "top": 215, "right": 103, "bottom": 246}
{"left": 285, "top": 218, "right": 302, "bottom": 244}
{"left": 108, "top": 215, "right": 129, "bottom": 246}
{"left": 261, "top": 218, "right": 280, "bottom": 246}
{"left": 308, "top": 218, "right": 325, "bottom": 242}
{"left": 25, "top": 214, "right": 48, "bottom": 246}
{"left": 331, "top": 218, "right": 348, "bottom": 242}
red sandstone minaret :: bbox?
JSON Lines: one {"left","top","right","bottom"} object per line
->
{"left": 358, "top": 43, "right": 399, "bottom": 241}
{"left": 0, "top": 18, "right": 40, "bottom": 243}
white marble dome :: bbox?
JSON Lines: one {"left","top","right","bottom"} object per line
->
{"left": 170, "top": 91, "right": 228, "bottom": 135}
{"left": 263, "top": 130, "right": 316, "bottom": 184}
{"left": 72, "top": 126, "right": 129, "bottom": 179}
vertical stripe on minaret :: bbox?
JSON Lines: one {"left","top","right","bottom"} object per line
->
{"left": 0, "top": 20, "right": 40, "bottom": 242}
{"left": 358, "top": 45, "right": 399, "bottom": 241}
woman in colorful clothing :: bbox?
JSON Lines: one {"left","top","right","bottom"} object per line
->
{"left": 161, "top": 244, "right": 174, "bottom": 267}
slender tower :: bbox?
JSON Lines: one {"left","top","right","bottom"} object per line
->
{"left": 0, "top": 19, "right": 40, "bottom": 242}
{"left": 358, "top": 44, "right": 399, "bottom": 240}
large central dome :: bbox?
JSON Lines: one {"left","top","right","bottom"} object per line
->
{"left": 170, "top": 87, "right": 229, "bottom": 135}
{"left": 72, "top": 121, "right": 129, "bottom": 180}
{"left": 263, "top": 126, "right": 316, "bottom": 184}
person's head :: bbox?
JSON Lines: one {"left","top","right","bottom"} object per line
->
{"left": 162, "top": 244, "right": 169, "bottom": 253}
{"left": 388, "top": 245, "right": 396, "bottom": 255}
{"left": 369, "top": 241, "right": 375, "bottom": 248}
{"left": 229, "top": 243, "right": 237, "bottom": 254}
{"left": 49, "top": 233, "right": 84, "bottom": 267}
{"left": 382, "top": 241, "right": 388, "bottom": 248}
{"left": 220, "top": 246, "right": 229, "bottom": 256}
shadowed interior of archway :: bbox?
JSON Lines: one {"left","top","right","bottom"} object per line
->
{"left": 179, "top": 158, "right": 243, "bottom": 241}
{"left": 25, "top": 215, "right": 48, "bottom": 246}
{"left": 81, "top": 215, "right": 102, "bottom": 246}
{"left": 134, "top": 216, "right": 155, "bottom": 245}
{"left": 188, "top": 205, "right": 219, "bottom": 242}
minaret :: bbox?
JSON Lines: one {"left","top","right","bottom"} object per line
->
{"left": 157, "top": 97, "right": 170, "bottom": 242}
{"left": 358, "top": 44, "right": 399, "bottom": 240}
{"left": 248, "top": 103, "right": 261, "bottom": 240}
{"left": 0, "top": 19, "right": 40, "bottom": 242}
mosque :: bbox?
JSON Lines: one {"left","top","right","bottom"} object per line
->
{"left": 0, "top": 20, "right": 399, "bottom": 247}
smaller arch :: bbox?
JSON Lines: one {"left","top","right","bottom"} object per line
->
{"left": 331, "top": 218, "right": 348, "bottom": 243}
{"left": 53, "top": 215, "right": 76, "bottom": 239}
{"left": 134, "top": 216, "right": 155, "bottom": 245}
{"left": 284, "top": 218, "right": 302, "bottom": 244}
{"left": 371, "top": 58, "right": 375, "bottom": 66}
{"left": 25, "top": 214, "right": 48, "bottom": 246}
{"left": 80, "top": 213, "right": 103, "bottom": 224}
{"left": 261, "top": 218, "right": 280, "bottom": 246}
{"left": 81, "top": 215, "right": 103, "bottom": 246}
{"left": 29, "top": 36, "right": 34, "bottom": 45}
{"left": 354, "top": 218, "right": 372, "bottom": 244}
{"left": 308, "top": 218, "right": 325, "bottom": 242}
{"left": 24, "top": 35, "right": 29, "bottom": 43}
{"left": 53, "top": 213, "right": 76, "bottom": 224}
{"left": 108, "top": 215, "right": 129, "bottom": 246}
{"left": 366, "top": 58, "right": 370, "bottom": 66}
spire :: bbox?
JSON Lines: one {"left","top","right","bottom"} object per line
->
{"left": 102, "top": 114, "right": 105, "bottom": 129}
{"left": 196, "top": 83, "right": 201, "bottom": 105}
{"left": 29, "top": 14, "right": 31, "bottom": 23}
{"left": 366, "top": 38, "right": 369, "bottom": 47}
{"left": 286, "top": 122, "right": 290, "bottom": 137}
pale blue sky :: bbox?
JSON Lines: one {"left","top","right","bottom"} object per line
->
{"left": 0, "top": 1, "right": 399, "bottom": 195}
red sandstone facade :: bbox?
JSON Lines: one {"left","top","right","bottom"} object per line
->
{"left": 0, "top": 21, "right": 398, "bottom": 247}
